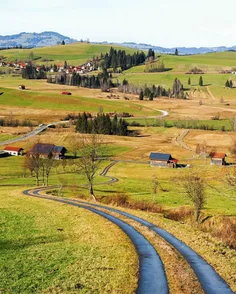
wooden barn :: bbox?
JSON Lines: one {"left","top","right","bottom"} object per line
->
{"left": 4, "top": 146, "right": 24, "bottom": 156}
{"left": 209, "top": 152, "right": 227, "bottom": 165}
{"left": 18, "top": 85, "right": 25, "bottom": 90}
{"left": 29, "top": 143, "right": 67, "bottom": 160}
{"left": 149, "top": 152, "right": 178, "bottom": 168}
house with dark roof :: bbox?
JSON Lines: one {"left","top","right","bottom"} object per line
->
{"left": 29, "top": 143, "right": 67, "bottom": 160}
{"left": 4, "top": 146, "right": 24, "bottom": 156}
{"left": 149, "top": 152, "right": 178, "bottom": 168}
{"left": 209, "top": 152, "right": 227, "bottom": 165}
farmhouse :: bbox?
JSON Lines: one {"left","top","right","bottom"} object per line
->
{"left": 4, "top": 146, "right": 24, "bottom": 156}
{"left": 18, "top": 85, "right": 25, "bottom": 90}
{"left": 29, "top": 143, "right": 67, "bottom": 160}
{"left": 149, "top": 152, "right": 178, "bottom": 168}
{"left": 209, "top": 152, "right": 227, "bottom": 165}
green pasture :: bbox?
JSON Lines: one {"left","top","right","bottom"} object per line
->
{"left": 0, "top": 86, "right": 159, "bottom": 116}
{"left": 0, "top": 187, "right": 137, "bottom": 293}
{"left": 0, "top": 43, "right": 135, "bottom": 66}
{"left": 93, "top": 162, "right": 236, "bottom": 215}
{"left": 125, "top": 52, "right": 236, "bottom": 73}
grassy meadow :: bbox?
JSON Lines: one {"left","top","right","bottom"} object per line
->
{"left": 0, "top": 43, "right": 135, "bottom": 66}
{"left": 0, "top": 187, "right": 137, "bottom": 293}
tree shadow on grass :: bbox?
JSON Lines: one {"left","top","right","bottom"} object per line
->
{"left": 0, "top": 234, "right": 65, "bottom": 251}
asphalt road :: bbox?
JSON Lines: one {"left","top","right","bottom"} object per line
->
{"left": 0, "top": 121, "right": 70, "bottom": 146}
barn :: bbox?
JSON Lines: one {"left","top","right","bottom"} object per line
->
{"left": 149, "top": 152, "right": 178, "bottom": 168}
{"left": 18, "top": 85, "right": 26, "bottom": 90}
{"left": 4, "top": 146, "right": 24, "bottom": 156}
{"left": 209, "top": 152, "right": 227, "bottom": 165}
{"left": 29, "top": 143, "right": 67, "bottom": 160}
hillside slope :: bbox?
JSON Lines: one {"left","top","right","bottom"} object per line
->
{"left": 0, "top": 42, "right": 136, "bottom": 65}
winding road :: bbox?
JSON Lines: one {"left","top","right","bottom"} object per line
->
{"left": 22, "top": 162, "right": 234, "bottom": 294}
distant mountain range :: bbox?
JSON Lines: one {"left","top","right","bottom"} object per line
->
{"left": 0, "top": 31, "right": 77, "bottom": 48}
{"left": 0, "top": 31, "right": 236, "bottom": 55}
{"left": 97, "top": 41, "right": 236, "bottom": 55}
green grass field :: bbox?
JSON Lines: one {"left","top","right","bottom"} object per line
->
{"left": 0, "top": 43, "right": 135, "bottom": 66}
{"left": 0, "top": 187, "right": 137, "bottom": 293}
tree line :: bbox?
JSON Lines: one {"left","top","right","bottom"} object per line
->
{"left": 119, "top": 78, "right": 186, "bottom": 99}
{"left": 100, "top": 47, "right": 146, "bottom": 71}
{"left": 47, "top": 68, "right": 114, "bottom": 92}
{"left": 76, "top": 112, "right": 128, "bottom": 136}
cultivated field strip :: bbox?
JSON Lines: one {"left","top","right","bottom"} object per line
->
{"left": 23, "top": 188, "right": 169, "bottom": 294}
{"left": 23, "top": 186, "right": 234, "bottom": 294}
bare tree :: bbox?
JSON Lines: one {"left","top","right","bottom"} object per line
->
{"left": 75, "top": 134, "right": 106, "bottom": 201}
{"left": 24, "top": 154, "right": 41, "bottom": 185}
{"left": 229, "top": 115, "right": 236, "bottom": 132}
{"left": 44, "top": 155, "right": 55, "bottom": 186}
{"left": 183, "top": 171, "right": 206, "bottom": 223}
{"left": 224, "top": 166, "right": 236, "bottom": 196}
{"left": 152, "top": 175, "right": 158, "bottom": 202}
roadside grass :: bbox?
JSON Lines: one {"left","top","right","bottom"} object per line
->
{"left": 0, "top": 187, "right": 138, "bottom": 293}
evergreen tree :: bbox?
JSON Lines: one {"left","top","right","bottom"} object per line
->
{"left": 229, "top": 80, "right": 233, "bottom": 88}
{"left": 199, "top": 76, "right": 203, "bottom": 86}
{"left": 139, "top": 90, "right": 144, "bottom": 100}
{"left": 188, "top": 77, "right": 191, "bottom": 85}
{"left": 225, "top": 80, "right": 230, "bottom": 87}
{"left": 149, "top": 92, "right": 154, "bottom": 101}
{"left": 61, "top": 40, "right": 65, "bottom": 45}
{"left": 175, "top": 48, "right": 179, "bottom": 55}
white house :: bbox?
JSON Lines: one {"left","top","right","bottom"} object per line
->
{"left": 4, "top": 146, "right": 24, "bottom": 156}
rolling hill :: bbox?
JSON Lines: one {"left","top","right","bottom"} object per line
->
{"left": 0, "top": 42, "right": 136, "bottom": 65}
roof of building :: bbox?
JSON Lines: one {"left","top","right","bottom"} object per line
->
{"left": 209, "top": 152, "right": 227, "bottom": 159}
{"left": 30, "top": 143, "right": 67, "bottom": 155}
{"left": 149, "top": 152, "right": 170, "bottom": 161}
{"left": 4, "top": 146, "right": 23, "bottom": 152}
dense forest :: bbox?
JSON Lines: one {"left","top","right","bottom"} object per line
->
{"left": 76, "top": 112, "right": 128, "bottom": 136}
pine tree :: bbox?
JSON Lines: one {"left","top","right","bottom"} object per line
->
{"left": 225, "top": 80, "right": 230, "bottom": 87}
{"left": 199, "top": 76, "right": 203, "bottom": 86}
{"left": 61, "top": 40, "right": 65, "bottom": 45}
{"left": 188, "top": 77, "right": 191, "bottom": 85}
{"left": 175, "top": 48, "right": 178, "bottom": 56}
{"left": 149, "top": 92, "right": 154, "bottom": 101}
{"left": 139, "top": 90, "right": 144, "bottom": 100}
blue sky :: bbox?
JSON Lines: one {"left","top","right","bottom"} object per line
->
{"left": 1, "top": 0, "right": 236, "bottom": 47}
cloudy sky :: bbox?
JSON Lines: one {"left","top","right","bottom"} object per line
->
{"left": 1, "top": 0, "right": 236, "bottom": 47}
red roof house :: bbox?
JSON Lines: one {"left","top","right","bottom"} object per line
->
{"left": 209, "top": 152, "right": 227, "bottom": 165}
{"left": 4, "top": 146, "right": 24, "bottom": 156}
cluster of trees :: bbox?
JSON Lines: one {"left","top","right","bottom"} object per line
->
{"left": 48, "top": 69, "right": 114, "bottom": 92}
{"left": 145, "top": 60, "right": 165, "bottom": 72}
{"left": 147, "top": 49, "right": 155, "bottom": 60}
{"left": 119, "top": 78, "right": 186, "bottom": 100}
{"left": 225, "top": 79, "right": 234, "bottom": 88}
{"left": 100, "top": 47, "right": 146, "bottom": 71}
{"left": 22, "top": 64, "right": 47, "bottom": 79}
{"left": 24, "top": 154, "right": 55, "bottom": 186}
{"left": 76, "top": 112, "right": 128, "bottom": 136}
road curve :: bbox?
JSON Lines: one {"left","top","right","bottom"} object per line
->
{"left": 23, "top": 188, "right": 169, "bottom": 294}
{"left": 24, "top": 185, "right": 233, "bottom": 294}
{"left": 72, "top": 200, "right": 234, "bottom": 294}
